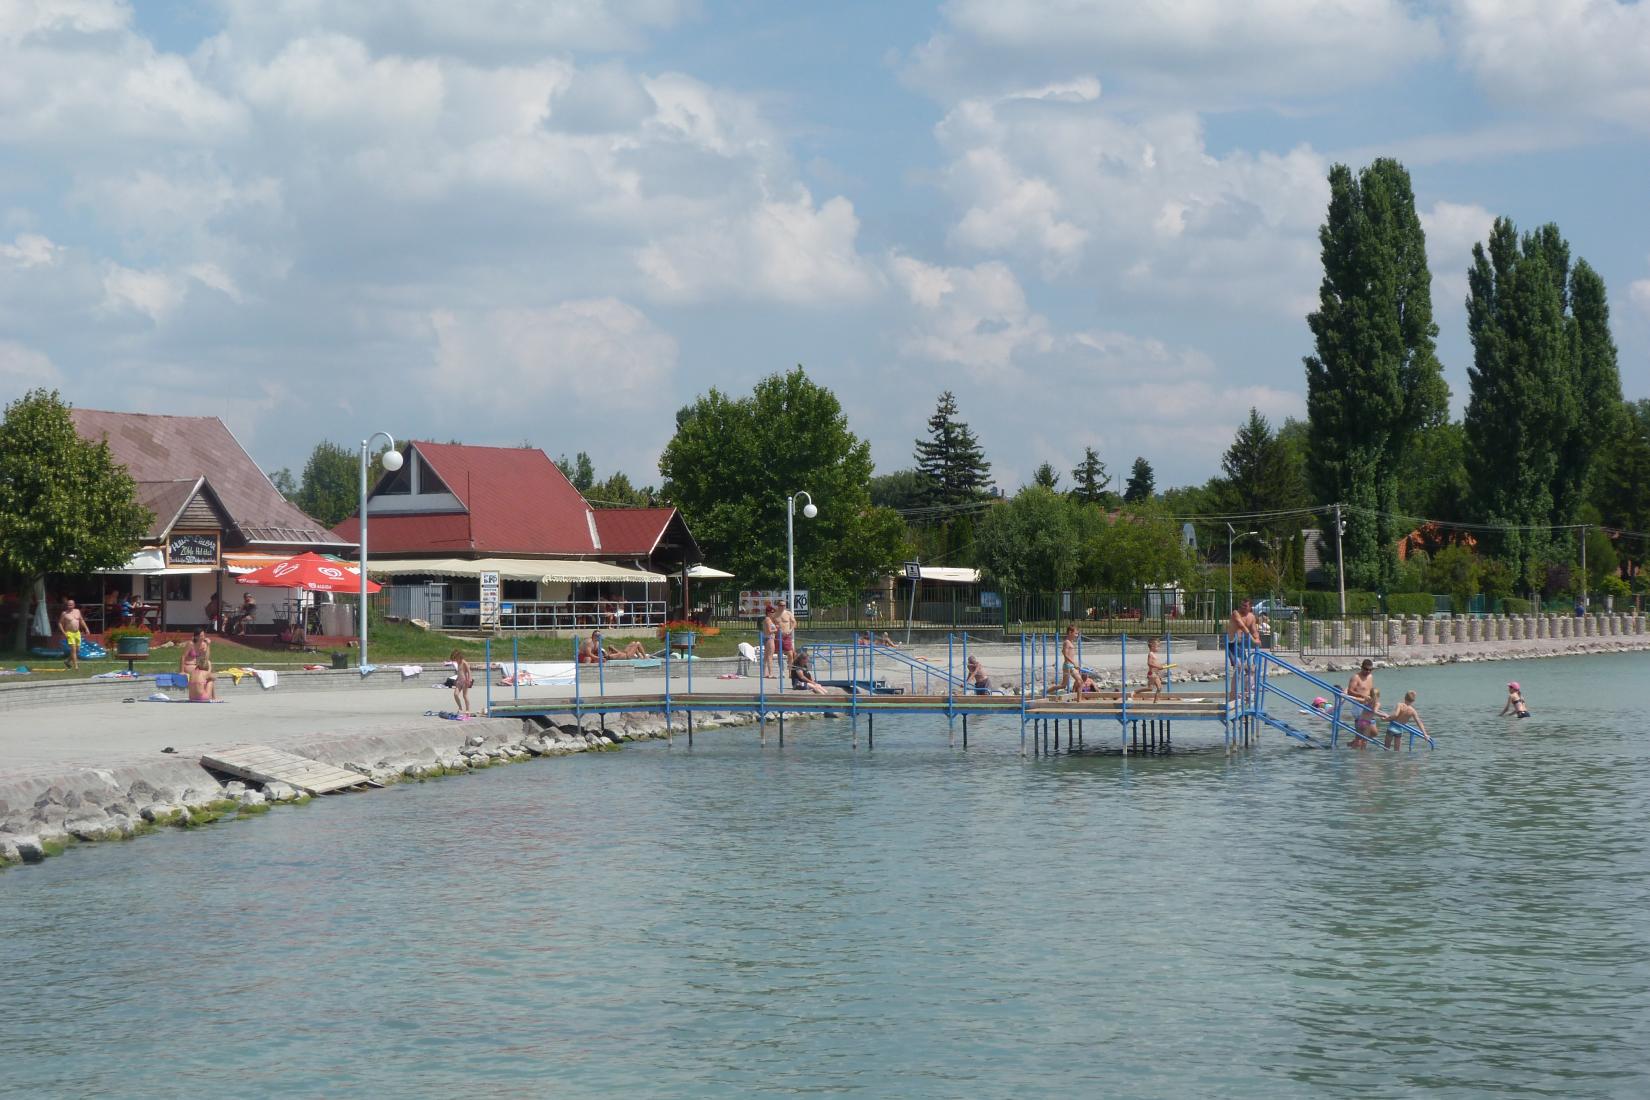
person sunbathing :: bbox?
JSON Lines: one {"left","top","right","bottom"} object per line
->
{"left": 188, "top": 658, "right": 218, "bottom": 702}
{"left": 604, "top": 640, "right": 649, "bottom": 660}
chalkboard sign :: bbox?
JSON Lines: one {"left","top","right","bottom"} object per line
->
{"left": 168, "top": 532, "right": 219, "bottom": 565}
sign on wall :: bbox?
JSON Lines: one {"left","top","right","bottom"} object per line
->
{"left": 737, "top": 589, "right": 810, "bottom": 618}
{"left": 168, "top": 532, "right": 219, "bottom": 566}
{"left": 479, "top": 570, "right": 500, "bottom": 629}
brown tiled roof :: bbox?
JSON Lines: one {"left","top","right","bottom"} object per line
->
{"left": 133, "top": 479, "right": 200, "bottom": 540}
{"left": 72, "top": 409, "right": 347, "bottom": 548}
{"left": 593, "top": 507, "right": 699, "bottom": 562}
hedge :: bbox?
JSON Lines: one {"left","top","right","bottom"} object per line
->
{"left": 1386, "top": 593, "right": 1436, "bottom": 617}
{"left": 1500, "top": 597, "right": 1532, "bottom": 614}
{"left": 1300, "top": 590, "right": 1380, "bottom": 618}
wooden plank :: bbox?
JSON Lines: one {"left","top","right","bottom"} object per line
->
{"left": 200, "top": 746, "right": 373, "bottom": 795}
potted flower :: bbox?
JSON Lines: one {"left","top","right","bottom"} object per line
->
{"left": 107, "top": 625, "right": 152, "bottom": 658}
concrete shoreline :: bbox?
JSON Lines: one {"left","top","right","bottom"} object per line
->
{"left": 4, "top": 623, "right": 1645, "bottom": 871}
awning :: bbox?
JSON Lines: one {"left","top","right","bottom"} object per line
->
{"left": 224, "top": 552, "right": 302, "bottom": 574}
{"left": 685, "top": 564, "right": 735, "bottom": 580}
{"left": 918, "top": 566, "right": 982, "bottom": 584}
{"left": 368, "top": 557, "right": 668, "bottom": 584}
{"left": 96, "top": 549, "right": 215, "bottom": 576}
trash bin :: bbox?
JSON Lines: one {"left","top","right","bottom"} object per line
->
{"left": 330, "top": 651, "right": 349, "bottom": 669}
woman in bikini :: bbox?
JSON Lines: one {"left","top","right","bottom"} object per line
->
{"left": 187, "top": 657, "right": 218, "bottom": 702}
{"left": 1500, "top": 682, "right": 1531, "bottom": 719}
{"left": 450, "top": 649, "right": 474, "bottom": 714}
{"left": 180, "top": 630, "right": 212, "bottom": 677}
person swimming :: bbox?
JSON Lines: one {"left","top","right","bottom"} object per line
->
{"left": 1500, "top": 681, "right": 1531, "bottom": 719}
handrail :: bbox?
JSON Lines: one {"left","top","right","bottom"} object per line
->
{"left": 1251, "top": 647, "right": 1433, "bottom": 749}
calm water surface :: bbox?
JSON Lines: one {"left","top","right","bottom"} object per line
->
{"left": 4, "top": 654, "right": 1649, "bottom": 1097}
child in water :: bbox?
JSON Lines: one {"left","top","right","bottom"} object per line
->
{"left": 1386, "top": 690, "right": 1427, "bottom": 749}
{"left": 1500, "top": 681, "right": 1531, "bottom": 719}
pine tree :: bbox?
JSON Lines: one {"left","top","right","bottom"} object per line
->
{"left": 1032, "top": 462, "right": 1060, "bottom": 490}
{"left": 1303, "top": 158, "right": 1447, "bottom": 591}
{"left": 1219, "top": 409, "right": 1306, "bottom": 536}
{"left": 1069, "top": 447, "right": 1111, "bottom": 505}
{"left": 913, "top": 391, "right": 993, "bottom": 512}
{"left": 1123, "top": 457, "right": 1154, "bottom": 503}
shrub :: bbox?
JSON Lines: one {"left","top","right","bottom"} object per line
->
{"left": 1387, "top": 593, "right": 1435, "bottom": 617}
{"left": 657, "top": 621, "right": 720, "bottom": 639}
{"left": 1500, "top": 597, "right": 1532, "bottom": 614}
{"left": 105, "top": 625, "right": 152, "bottom": 641}
{"left": 1598, "top": 575, "right": 1631, "bottom": 601}
{"left": 1301, "top": 590, "right": 1379, "bottom": 618}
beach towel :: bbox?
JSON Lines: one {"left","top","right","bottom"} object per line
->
{"left": 358, "top": 664, "right": 378, "bottom": 678}
{"left": 303, "top": 664, "right": 326, "bottom": 671}
{"left": 400, "top": 664, "right": 423, "bottom": 679}
{"left": 223, "top": 666, "right": 251, "bottom": 685}
{"left": 423, "top": 709, "right": 471, "bottom": 721}
{"left": 251, "top": 668, "right": 278, "bottom": 690}
{"left": 501, "top": 661, "right": 575, "bottom": 686}
{"left": 140, "top": 695, "right": 225, "bottom": 703}
{"left": 155, "top": 672, "right": 187, "bottom": 689}
{"left": 91, "top": 670, "right": 141, "bottom": 680}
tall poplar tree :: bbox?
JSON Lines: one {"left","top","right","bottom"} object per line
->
{"left": 913, "top": 391, "right": 993, "bottom": 511}
{"left": 1303, "top": 158, "right": 1446, "bottom": 591}
{"left": 1464, "top": 219, "right": 1621, "bottom": 584}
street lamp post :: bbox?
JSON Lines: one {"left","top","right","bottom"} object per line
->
{"left": 358, "top": 432, "right": 403, "bottom": 668}
{"left": 1227, "top": 523, "right": 1258, "bottom": 617}
{"left": 786, "top": 491, "right": 817, "bottom": 618}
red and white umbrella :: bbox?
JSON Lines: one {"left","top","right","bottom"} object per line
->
{"left": 235, "top": 552, "right": 380, "bottom": 593}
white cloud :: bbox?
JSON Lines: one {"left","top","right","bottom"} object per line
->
{"left": 0, "top": 339, "right": 60, "bottom": 388}
{"left": 1453, "top": 0, "right": 1650, "bottom": 131}
{"left": 934, "top": 90, "right": 1329, "bottom": 314}
{"left": 101, "top": 263, "right": 186, "bottom": 322}
{"left": 907, "top": 0, "right": 1442, "bottom": 104}
{"left": 639, "top": 188, "right": 878, "bottom": 304}
{"left": 0, "top": 232, "right": 60, "bottom": 268}
{"left": 211, "top": 0, "right": 689, "bottom": 60}
{"left": 1630, "top": 279, "right": 1650, "bottom": 316}
{"left": 890, "top": 255, "right": 1052, "bottom": 376}
{"left": 1420, "top": 199, "right": 1495, "bottom": 305}
{"left": 430, "top": 298, "right": 676, "bottom": 403}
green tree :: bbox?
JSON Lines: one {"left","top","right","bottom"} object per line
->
{"left": 1560, "top": 259, "right": 1623, "bottom": 518}
{"left": 555, "top": 451, "right": 596, "bottom": 493}
{"left": 1032, "top": 462, "right": 1061, "bottom": 490}
{"left": 1304, "top": 158, "right": 1447, "bottom": 591}
{"left": 1428, "top": 544, "right": 1482, "bottom": 611}
{"left": 0, "top": 390, "right": 152, "bottom": 649}
{"left": 1394, "top": 420, "right": 1469, "bottom": 552}
{"left": 1069, "top": 447, "right": 1112, "bottom": 506}
{"left": 1122, "top": 457, "right": 1155, "bottom": 503}
{"left": 1463, "top": 218, "right": 1584, "bottom": 584}
{"left": 868, "top": 469, "right": 929, "bottom": 512}
{"left": 914, "top": 391, "right": 993, "bottom": 513}
{"left": 587, "top": 472, "right": 653, "bottom": 508}
{"left": 1081, "top": 505, "right": 1197, "bottom": 592}
{"left": 268, "top": 468, "right": 297, "bottom": 499}
{"left": 1215, "top": 409, "right": 1308, "bottom": 561}
{"left": 659, "top": 367, "right": 905, "bottom": 605}
{"left": 974, "top": 486, "right": 1079, "bottom": 593}
{"left": 1591, "top": 400, "right": 1650, "bottom": 575}
{"left": 293, "top": 441, "right": 360, "bottom": 528}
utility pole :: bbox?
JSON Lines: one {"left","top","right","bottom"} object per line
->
{"left": 1580, "top": 524, "right": 1588, "bottom": 610}
{"left": 1334, "top": 503, "right": 1346, "bottom": 618}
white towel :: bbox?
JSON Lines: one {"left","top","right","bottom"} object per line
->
{"left": 359, "top": 664, "right": 378, "bottom": 677}
{"left": 251, "top": 668, "right": 278, "bottom": 690}
{"left": 401, "top": 664, "right": 423, "bottom": 679}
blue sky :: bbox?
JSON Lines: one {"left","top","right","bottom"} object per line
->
{"left": 2, "top": 0, "right": 1646, "bottom": 493}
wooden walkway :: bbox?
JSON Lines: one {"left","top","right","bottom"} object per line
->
{"left": 200, "top": 746, "right": 377, "bottom": 795}
{"left": 487, "top": 691, "right": 1228, "bottom": 721}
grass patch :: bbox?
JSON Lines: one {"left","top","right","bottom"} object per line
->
{"left": 232, "top": 801, "right": 272, "bottom": 816}
{"left": 40, "top": 836, "right": 75, "bottom": 857}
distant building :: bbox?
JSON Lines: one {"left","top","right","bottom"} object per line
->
{"left": 332, "top": 441, "right": 699, "bottom": 630}
{"left": 54, "top": 409, "right": 351, "bottom": 634}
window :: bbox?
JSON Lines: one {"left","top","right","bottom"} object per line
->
{"left": 503, "top": 579, "right": 537, "bottom": 600}
{"left": 164, "top": 575, "right": 192, "bottom": 602}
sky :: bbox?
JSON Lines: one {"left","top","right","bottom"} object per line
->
{"left": 2, "top": 0, "right": 1648, "bottom": 493}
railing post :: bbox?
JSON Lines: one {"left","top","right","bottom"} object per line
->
{"left": 1120, "top": 632, "right": 1129, "bottom": 755}
{"left": 663, "top": 632, "right": 672, "bottom": 742}
{"left": 596, "top": 631, "right": 605, "bottom": 697}
{"left": 484, "top": 636, "right": 492, "bottom": 715}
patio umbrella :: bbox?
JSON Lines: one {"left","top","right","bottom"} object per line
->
{"left": 235, "top": 552, "right": 380, "bottom": 593}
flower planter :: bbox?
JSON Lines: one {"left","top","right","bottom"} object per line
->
{"left": 115, "top": 636, "right": 151, "bottom": 658}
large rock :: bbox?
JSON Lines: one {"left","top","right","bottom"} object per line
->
{"left": 13, "top": 835, "right": 46, "bottom": 863}
{"left": 235, "top": 789, "right": 267, "bottom": 806}
{"left": 264, "top": 782, "right": 299, "bottom": 802}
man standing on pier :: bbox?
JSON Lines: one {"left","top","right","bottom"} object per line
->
{"left": 1226, "top": 599, "right": 1261, "bottom": 699}
{"left": 777, "top": 598, "right": 796, "bottom": 667}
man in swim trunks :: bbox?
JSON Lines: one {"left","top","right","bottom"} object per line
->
{"left": 966, "top": 655, "right": 992, "bottom": 695}
{"left": 777, "top": 599, "right": 796, "bottom": 662}
{"left": 1055, "top": 624, "right": 1080, "bottom": 694}
{"left": 1345, "top": 659, "right": 1376, "bottom": 743}
{"left": 59, "top": 599, "right": 90, "bottom": 670}
{"left": 1226, "top": 599, "right": 1260, "bottom": 698}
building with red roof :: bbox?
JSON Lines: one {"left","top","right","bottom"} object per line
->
{"left": 332, "top": 441, "right": 700, "bottom": 631}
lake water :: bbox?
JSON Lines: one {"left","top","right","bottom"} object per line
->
{"left": 4, "top": 654, "right": 1649, "bottom": 1097}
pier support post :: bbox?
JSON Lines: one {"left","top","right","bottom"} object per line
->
{"left": 868, "top": 713, "right": 874, "bottom": 750}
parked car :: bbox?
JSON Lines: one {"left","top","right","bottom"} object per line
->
{"left": 1252, "top": 599, "right": 1302, "bottom": 620}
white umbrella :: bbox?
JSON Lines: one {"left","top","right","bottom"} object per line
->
{"left": 30, "top": 577, "right": 49, "bottom": 639}
{"left": 685, "top": 564, "right": 735, "bottom": 580}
